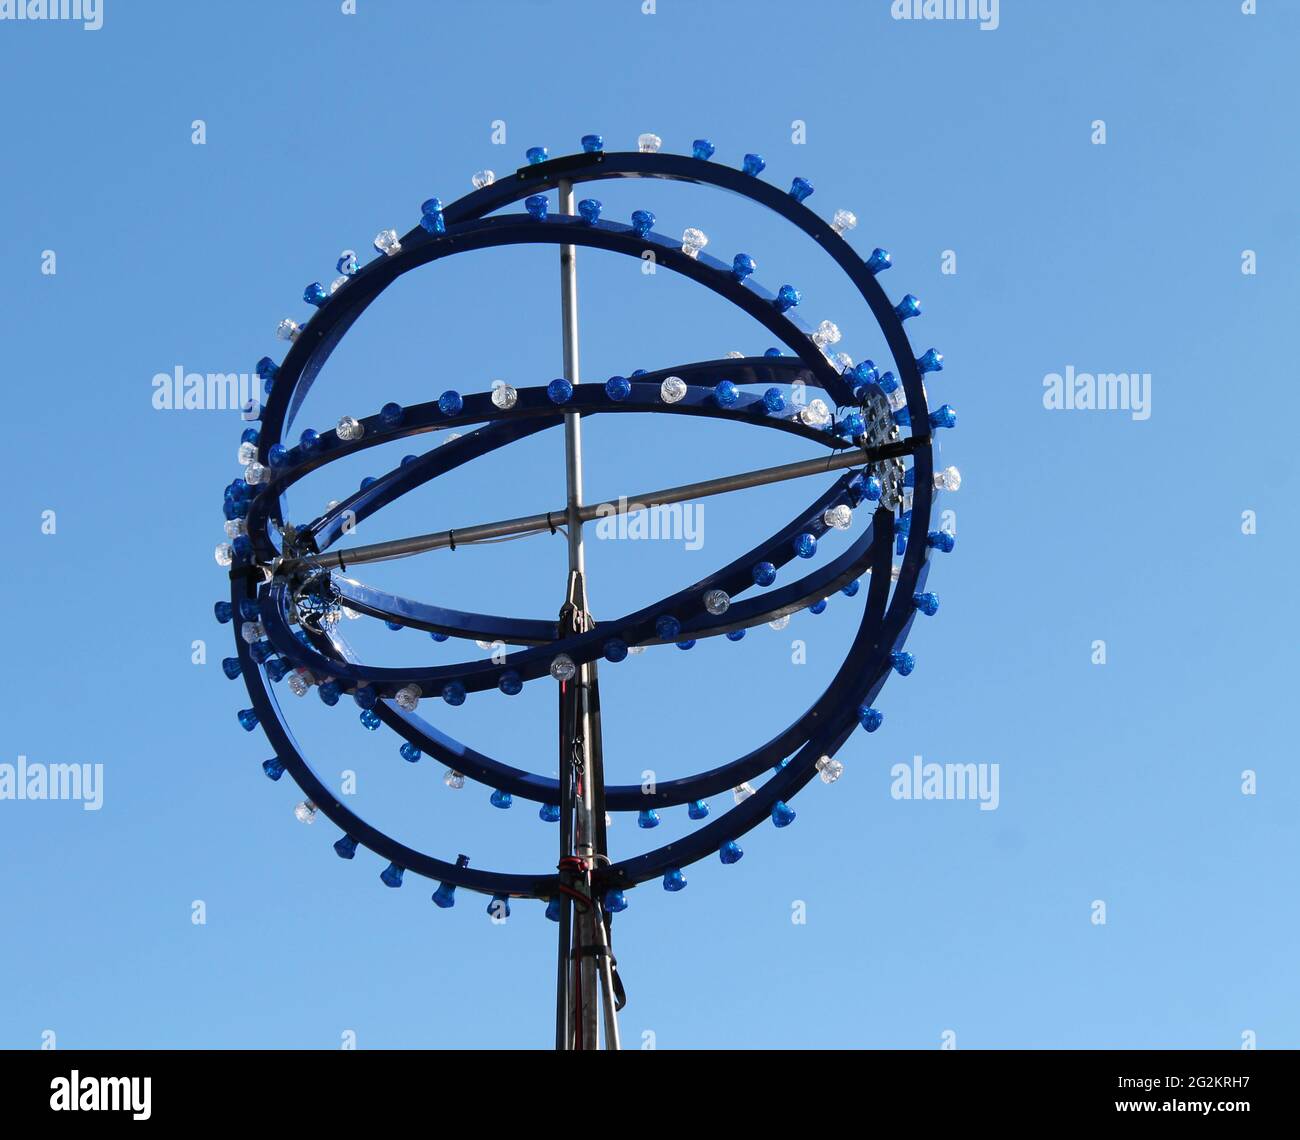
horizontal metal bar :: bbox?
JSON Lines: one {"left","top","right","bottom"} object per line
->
{"left": 284, "top": 445, "right": 871, "bottom": 574}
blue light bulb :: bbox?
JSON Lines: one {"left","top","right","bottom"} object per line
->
{"left": 604, "top": 889, "right": 628, "bottom": 913}
{"left": 692, "top": 138, "right": 716, "bottom": 160}
{"left": 742, "top": 153, "right": 766, "bottom": 176}
{"left": 577, "top": 198, "right": 602, "bottom": 224}
{"left": 809, "top": 599, "right": 828, "bottom": 615}
{"left": 334, "top": 834, "right": 358, "bottom": 859}
{"left": 488, "top": 894, "right": 511, "bottom": 919}
{"left": 420, "top": 198, "right": 445, "bottom": 234}
{"left": 913, "top": 592, "right": 940, "bottom": 616}
{"left": 630, "top": 209, "right": 655, "bottom": 237}
{"left": 231, "top": 536, "right": 253, "bottom": 562}
{"left": 430, "top": 630, "right": 450, "bottom": 642}
{"left": 380, "top": 401, "right": 403, "bottom": 426}
{"left": 688, "top": 799, "right": 709, "bottom": 820}
{"left": 262, "top": 757, "right": 285, "bottom": 781}
{"left": 762, "top": 387, "right": 785, "bottom": 413}
{"left": 864, "top": 474, "right": 883, "bottom": 501}
{"left": 319, "top": 681, "right": 341, "bottom": 706}
{"left": 268, "top": 443, "right": 289, "bottom": 467}
{"left": 731, "top": 252, "right": 756, "bottom": 280}
{"left": 930, "top": 404, "right": 957, "bottom": 430}
{"left": 525, "top": 194, "right": 548, "bottom": 220}
{"left": 337, "top": 251, "right": 358, "bottom": 276}
{"left": 719, "top": 840, "right": 744, "bottom": 864}
{"left": 726, "top": 629, "right": 746, "bottom": 642}
{"left": 384, "top": 621, "right": 403, "bottom": 632}
{"left": 581, "top": 133, "right": 604, "bottom": 153}
{"left": 714, "top": 380, "right": 739, "bottom": 407}
{"left": 917, "top": 348, "right": 944, "bottom": 374}
{"left": 400, "top": 742, "right": 421, "bottom": 762}
{"left": 771, "top": 800, "right": 797, "bottom": 827}
{"left": 546, "top": 897, "right": 562, "bottom": 922}
{"left": 491, "top": 789, "right": 513, "bottom": 809}
{"left": 299, "top": 428, "right": 321, "bottom": 453}
{"left": 865, "top": 247, "right": 892, "bottom": 274}
{"left": 525, "top": 145, "right": 548, "bottom": 165}
{"left": 249, "top": 640, "right": 274, "bottom": 665}
{"left": 858, "top": 705, "right": 883, "bottom": 732}
{"left": 222, "top": 657, "right": 242, "bottom": 680}
{"left": 842, "top": 578, "right": 860, "bottom": 597}
{"left": 663, "top": 868, "right": 687, "bottom": 892}
{"left": 927, "top": 530, "right": 956, "bottom": 553}
{"left": 655, "top": 615, "right": 681, "bottom": 640}
{"left": 603, "top": 638, "right": 628, "bottom": 662}
{"left": 775, "top": 284, "right": 802, "bottom": 312}
{"left": 353, "top": 685, "right": 377, "bottom": 710}
{"left": 540, "top": 803, "right": 561, "bottom": 823}
{"left": 547, "top": 378, "right": 573, "bottom": 404}
{"left": 237, "top": 708, "right": 259, "bottom": 732}
{"left": 895, "top": 294, "right": 922, "bottom": 321}
{"left": 677, "top": 639, "right": 696, "bottom": 650}
{"left": 789, "top": 176, "right": 814, "bottom": 202}
{"left": 851, "top": 360, "right": 879, "bottom": 387}
{"left": 265, "top": 659, "right": 290, "bottom": 684}
{"left": 891, "top": 651, "right": 916, "bottom": 676}
{"left": 838, "top": 410, "right": 865, "bottom": 438}
{"left": 431, "top": 881, "right": 457, "bottom": 908}
{"left": 360, "top": 709, "right": 381, "bottom": 730}
{"left": 214, "top": 601, "right": 233, "bottom": 624}
{"left": 380, "top": 863, "right": 404, "bottom": 888}
{"left": 605, "top": 374, "right": 631, "bottom": 400}
{"left": 304, "top": 282, "right": 328, "bottom": 307}
{"left": 753, "top": 561, "right": 777, "bottom": 585}
{"left": 793, "top": 532, "right": 817, "bottom": 559}
{"left": 638, "top": 808, "right": 660, "bottom": 829}
{"left": 438, "top": 390, "right": 463, "bottom": 416}
{"left": 255, "top": 356, "right": 278, "bottom": 381}
{"left": 442, "top": 681, "right": 466, "bottom": 706}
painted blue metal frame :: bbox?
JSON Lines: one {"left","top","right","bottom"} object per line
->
{"left": 228, "top": 148, "right": 940, "bottom": 901}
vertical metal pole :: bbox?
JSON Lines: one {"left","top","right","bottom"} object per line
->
{"left": 557, "top": 178, "right": 606, "bottom": 1050}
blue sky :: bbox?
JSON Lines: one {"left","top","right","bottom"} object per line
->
{"left": 0, "top": 0, "right": 1296, "bottom": 1050}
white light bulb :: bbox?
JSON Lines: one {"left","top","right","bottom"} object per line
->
{"left": 294, "top": 801, "right": 317, "bottom": 824}
{"left": 831, "top": 209, "right": 858, "bottom": 235}
{"left": 934, "top": 466, "right": 962, "bottom": 492}
{"left": 681, "top": 228, "right": 708, "bottom": 258}
{"left": 815, "top": 755, "right": 845, "bottom": 784}
{"left": 704, "top": 589, "right": 730, "bottom": 616}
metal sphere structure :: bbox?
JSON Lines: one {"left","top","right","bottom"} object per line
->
{"left": 214, "top": 134, "right": 960, "bottom": 1048}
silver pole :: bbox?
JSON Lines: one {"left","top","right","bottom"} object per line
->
{"left": 291, "top": 446, "right": 870, "bottom": 573}
{"left": 558, "top": 178, "right": 606, "bottom": 1051}
{"left": 559, "top": 178, "right": 585, "bottom": 578}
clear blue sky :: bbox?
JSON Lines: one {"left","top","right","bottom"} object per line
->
{"left": 0, "top": 0, "right": 1295, "bottom": 1050}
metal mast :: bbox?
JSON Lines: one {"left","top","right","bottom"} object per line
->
{"left": 555, "top": 179, "right": 621, "bottom": 1051}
